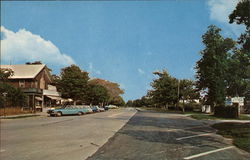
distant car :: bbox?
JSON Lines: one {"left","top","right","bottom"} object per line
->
{"left": 91, "top": 106, "right": 101, "bottom": 112}
{"left": 83, "top": 105, "right": 93, "bottom": 114}
{"left": 104, "top": 106, "right": 109, "bottom": 111}
{"left": 47, "top": 105, "right": 90, "bottom": 116}
{"left": 108, "top": 105, "right": 119, "bottom": 109}
{"left": 99, "top": 107, "right": 105, "bottom": 112}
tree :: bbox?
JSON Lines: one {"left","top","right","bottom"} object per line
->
{"left": 88, "top": 78, "right": 124, "bottom": 104}
{"left": 228, "top": 0, "right": 250, "bottom": 99}
{"left": 58, "top": 65, "right": 89, "bottom": 105}
{"left": 229, "top": 0, "right": 250, "bottom": 51}
{"left": 179, "top": 79, "right": 199, "bottom": 112}
{"left": 126, "top": 100, "right": 133, "bottom": 107}
{"left": 0, "top": 83, "right": 27, "bottom": 108}
{"left": 0, "top": 68, "right": 13, "bottom": 82}
{"left": 86, "top": 84, "right": 109, "bottom": 106}
{"left": 149, "top": 70, "right": 178, "bottom": 108}
{"left": 111, "top": 96, "right": 125, "bottom": 106}
{"left": 196, "top": 25, "right": 235, "bottom": 108}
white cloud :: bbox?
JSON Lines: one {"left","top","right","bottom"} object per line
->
{"left": 88, "top": 62, "right": 101, "bottom": 75}
{"left": 138, "top": 68, "right": 145, "bottom": 75}
{"left": 1, "top": 26, "right": 75, "bottom": 66}
{"left": 207, "top": 0, "right": 245, "bottom": 36}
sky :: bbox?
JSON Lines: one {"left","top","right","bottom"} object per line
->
{"left": 0, "top": 0, "right": 245, "bottom": 101}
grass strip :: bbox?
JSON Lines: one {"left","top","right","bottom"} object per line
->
{"left": 212, "top": 122, "right": 250, "bottom": 153}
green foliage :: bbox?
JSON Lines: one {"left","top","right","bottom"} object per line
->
{"left": 111, "top": 96, "right": 125, "bottom": 106}
{"left": 86, "top": 84, "right": 109, "bottom": 105}
{"left": 229, "top": 0, "right": 250, "bottom": 51}
{"left": 126, "top": 100, "right": 133, "bottom": 107}
{"left": 228, "top": 0, "right": 250, "bottom": 99}
{"left": 58, "top": 65, "right": 89, "bottom": 102}
{"left": 179, "top": 79, "right": 199, "bottom": 100}
{"left": 196, "top": 25, "right": 235, "bottom": 106}
{"left": 0, "top": 68, "right": 13, "bottom": 82}
{"left": 0, "top": 83, "right": 27, "bottom": 108}
{"left": 212, "top": 122, "right": 250, "bottom": 153}
{"left": 88, "top": 78, "right": 124, "bottom": 105}
{"left": 214, "top": 106, "right": 239, "bottom": 118}
{"left": 149, "top": 70, "right": 178, "bottom": 106}
{"left": 227, "top": 49, "right": 250, "bottom": 97}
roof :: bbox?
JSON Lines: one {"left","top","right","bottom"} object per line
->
{"left": 1, "top": 64, "right": 46, "bottom": 79}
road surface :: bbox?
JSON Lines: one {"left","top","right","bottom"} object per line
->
{"left": 88, "top": 110, "right": 250, "bottom": 160}
{"left": 0, "top": 108, "right": 136, "bottom": 160}
{"left": 1, "top": 108, "right": 250, "bottom": 160}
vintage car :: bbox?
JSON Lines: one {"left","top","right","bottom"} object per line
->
{"left": 47, "top": 105, "right": 91, "bottom": 116}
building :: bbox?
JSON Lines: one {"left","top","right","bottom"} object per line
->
{"left": 1, "top": 64, "right": 61, "bottom": 111}
{"left": 225, "top": 97, "right": 245, "bottom": 113}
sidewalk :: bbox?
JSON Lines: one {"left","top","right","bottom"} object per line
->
{"left": 0, "top": 111, "right": 47, "bottom": 119}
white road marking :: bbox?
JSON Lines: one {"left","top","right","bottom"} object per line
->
{"left": 0, "top": 149, "right": 6, "bottom": 152}
{"left": 108, "top": 113, "right": 124, "bottom": 118}
{"left": 183, "top": 146, "right": 235, "bottom": 160}
{"left": 176, "top": 133, "right": 214, "bottom": 140}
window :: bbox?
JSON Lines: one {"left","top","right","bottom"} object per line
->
{"left": 19, "top": 80, "right": 25, "bottom": 88}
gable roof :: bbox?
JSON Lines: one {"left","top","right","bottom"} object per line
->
{"left": 1, "top": 64, "right": 46, "bottom": 79}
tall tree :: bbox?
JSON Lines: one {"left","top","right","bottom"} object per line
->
{"left": 229, "top": 0, "right": 250, "bottom": 52}
{"left": 179, "top": 79, "right": 199, "bottom": 112}
{"left": 88, "top": 78, "right": 124, "bottom": 104}
{"left": 149, "top": 70, "right": 178, "bottom": 108}
{"left": 228, "top": 0, "right": 250, "bottom": 99}
{"left": 58, "top": 65, "right": 89, "bottom": 105}
{"left": 196, "top": 25, "right": 235, "bottom": 108}
{"left": 86, "top": 84, "right": 109, "bottom": 106}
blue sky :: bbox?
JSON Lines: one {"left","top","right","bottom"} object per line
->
{"left": 1, "top": 0, "right": 244, "bottom": 101}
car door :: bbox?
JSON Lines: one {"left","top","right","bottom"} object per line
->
{"left": 63, "top": 106, "right": 75, "bottom": 115}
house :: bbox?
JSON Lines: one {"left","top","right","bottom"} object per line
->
{"left": 225, "top": 97, "right": 245, "bottom": 113}
{"left": 1, "top": 64, "right": 61, "bottom": 112}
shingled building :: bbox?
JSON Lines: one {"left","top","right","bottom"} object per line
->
{"left": 1, "top": 64, "right": 61, "bottom": 111}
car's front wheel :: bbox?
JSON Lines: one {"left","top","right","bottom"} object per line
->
{"left": 78, "top": 112, "right": 83, "bottom": 116}
{"left": 56, "top": 112, "right": 62, "bottom": 117}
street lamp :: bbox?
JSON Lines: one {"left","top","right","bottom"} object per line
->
{"left": 3, "top": 92, "right": 7, "bottom": 117}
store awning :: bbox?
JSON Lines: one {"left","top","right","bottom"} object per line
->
{"left": 35, "top": 96, "right": 43, "bottom": 101}
{"left": 46, "top": 95, "right": 62, "bottom": 100}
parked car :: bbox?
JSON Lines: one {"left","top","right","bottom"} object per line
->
{"left": 108, "top": 105, "right": 119, "bottom": 109}
{"left": 104, "top": 106, "right": 109, "bottom": 111}
{"left": 91, "top": 106, "right": 101, "bottom": 112}
{"left": 83, "top": 105, "right": 93, "bottom": 114}
{"left": 99, "top": 107, "right": 105, "bottom": 112}
{"left": 47, "top": 105, "right": 90, "bottom": 116}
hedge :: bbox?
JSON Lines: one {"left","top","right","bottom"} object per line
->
{"left": 214, "top": 105, "right": 239, "bottom": 118}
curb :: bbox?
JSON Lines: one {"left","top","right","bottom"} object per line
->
{"left": 0, "top": 113, "right": 45, "bottom": 119}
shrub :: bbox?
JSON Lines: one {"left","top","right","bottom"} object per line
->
{"left": 0, "top": 83, "right": 27, "bottom": 108}
{"left": 214, "top": 105, "right": 239, "bottom": 118}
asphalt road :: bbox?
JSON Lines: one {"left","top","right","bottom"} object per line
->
{"left": 0, "top": 108, "right": 136, "bottom": 160}
{"left": 88, "top": 110, "right": 250, "bottom": 160}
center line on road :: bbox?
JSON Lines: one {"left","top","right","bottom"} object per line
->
{"left": 108, "top": 113, "right": 124, "bottom": 118}
{"left": 176, "top": 133, "right": 214, "bottom": 140}
{"left": 183, "top": 146, "right": 235, "bottom": 159}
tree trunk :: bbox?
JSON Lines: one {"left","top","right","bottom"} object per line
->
{"left": 182, "top": 99, "right": 185, "bottom": 113}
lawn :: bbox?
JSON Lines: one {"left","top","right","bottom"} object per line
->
{"left": 212, "top": 122, "right": 250, "bottom": 153}
{"left": 189, "top": 113, "right": 250, "bottom": 120}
